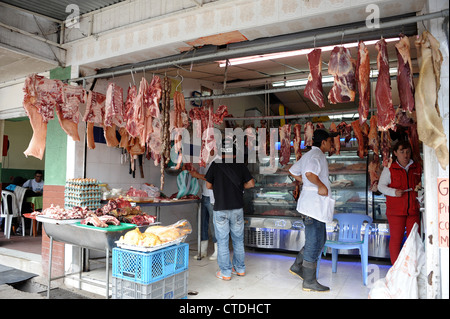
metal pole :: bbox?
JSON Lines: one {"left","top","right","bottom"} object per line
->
{"left": 69, "top": 10, "right": 448, "bottom": 83}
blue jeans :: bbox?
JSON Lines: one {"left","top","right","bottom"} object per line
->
{"left": 213, "top": 208, "right": 245, "bottom": 277}
{"left": 303, "top": 215, "right": 327, "bottom": 263}
{"left": 201, "top": 196, "right": 216, "bottom": 243}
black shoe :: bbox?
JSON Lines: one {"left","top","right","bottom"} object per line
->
{"left": 302, "top": 261, "right": 330, "bottom": 292}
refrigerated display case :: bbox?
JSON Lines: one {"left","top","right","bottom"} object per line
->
{"left": 243, "top": 146, "right": 391, "bottom": 258}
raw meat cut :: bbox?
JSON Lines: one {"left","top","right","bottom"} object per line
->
{"left": 104, "top": 82, "right": 124, "bottom": 128}
{"left": 327, "top": 46, "right": 357, "bottom": 104}
{"left": 293, "top": 124, "right": 302, "bottom": 160}
{"left": 395, "top": 35, "right": 415, "bottom": 113}
{"left": 368, "top": 156, "right": 382, "bottom": 192}
{"left": 279, "top": 124, "right": 291, "bottom": 166}
{"left": 380, "top": 130, "right": 392, "bottom": 167}
{"left": 368, "top": 115, "right": 380, "bottom": 156}
{"left": 304, "top": 122, "right": 314, "bottom": 147}
{"left": 57, "top": 85, "right": 86, "bottom": 142}
{"left": 304, "top": 49, "right": 325, "bottom": 108}
{"left": 357, "top": 41, "right": 371, "bottom": 124}
{"left": 375, "top": 39, "right": 396, "bottom": 131}
{"left": 83, "top": 91, "right": 106, "bottom": 150}
{"left": 160, "top": 77, "right": 171, "bottom": 190}
{"left": 23, "top": 74, "right": 64, "bottom": 160}
{"left": 351, "top": 119, "right": 369, "bottom": 158}
{"left": 415, "top": 31, "right": 448, "bottom": 169}
{"left": 337, "top": 121, "right": 352, "bottom": 143}
{"left": 124, "top": 85, "right": 137, "bottom": 137}
{"left": 329, "top": 122, "right": 340, "bottom": 155}
{"left": 171, "top": 91, "right": 190, "bottom": 169}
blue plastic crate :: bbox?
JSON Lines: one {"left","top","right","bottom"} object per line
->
{"left": 112, "top": 243, "right": 189, "bottom": 284}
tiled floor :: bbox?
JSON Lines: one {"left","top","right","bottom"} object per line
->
{"left": 0, "top": 232, "right": 391, "bottom": 299}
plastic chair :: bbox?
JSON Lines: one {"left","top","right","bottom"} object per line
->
{"left": 317, "top": 213, "right": 373, "bottom": 285}
{"left": 1, "top": 191, "right": 25, "bottom": 239}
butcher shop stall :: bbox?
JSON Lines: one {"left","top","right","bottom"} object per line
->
{"left": 11, "top": 6, "right": 449, "bottom": 299}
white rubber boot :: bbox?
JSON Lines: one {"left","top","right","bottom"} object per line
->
{"left": 209, "top": 243, "right": 218, "bottom": 260}
{"left": 194, "top": 240, "right": 208, "bottom": 259}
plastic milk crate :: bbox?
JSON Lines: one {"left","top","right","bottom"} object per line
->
{"left": 112, "top": 270, "right": 188, "bottom": 299}
{"left": 112, "top": 243, "right": 189, "bottom": 285}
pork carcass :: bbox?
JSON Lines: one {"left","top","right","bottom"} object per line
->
{"left": 83, "top": 91, "right": 106, "bottom": 150}
{"left": 104, "top": 83, "right": 124, "bottom": 128}
{"left": 415, "top": 31, "right": 448, "bottom": 169}
{"left": 56, "top": 85, "right": 85, "bottom": 142}
{"left": 396, "top": 35, "right": 415, "bottom": 113}
{"left": 328, "top": 46, "right": 357, "bottom": 104}
{"left": 23, "top": 75, "right": 64, "bottom": 160}
{"left": 368, "top": 115, "right": 380, "bottom": 156}
{"left": 357, "top": 41, "right": 371, "bottom": 124}
{"left": 293, "top": 124, "right": 302, "bottom": 160}
{"left": 351, "top": 119, "right": 369, "bottom": 158}
{"left": 279, "top": 124, "right": 291, "bottom": 166}
{"left": 375, "top": 39, "right": 396, "bottom": 131}
{"left": 124, "top": 85, "right": 138, "bottom": 137}
{"left": 304, "top": 49, "right": 325, "bottom": 108}
{"left": 304, "top": 122, "right": 314, "bottom": 147}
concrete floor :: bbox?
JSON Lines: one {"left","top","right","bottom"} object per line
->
{"left": 0, "top": 231, "right": 391, "bottom": 299}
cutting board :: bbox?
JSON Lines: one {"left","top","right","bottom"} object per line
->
{"left": 74, "top": 222, "right": 136, "bottom": 232}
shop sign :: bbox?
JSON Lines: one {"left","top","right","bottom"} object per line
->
{"left": 438, "top": 178, "right": 449, "bottom": 248}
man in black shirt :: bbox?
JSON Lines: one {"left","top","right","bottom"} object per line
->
{"left": 205, "top": 140, "right": 255, "bottom": 280}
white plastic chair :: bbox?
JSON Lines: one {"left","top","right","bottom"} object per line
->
{"left": 1, "top": 190, "right": 25, "bottom": 239}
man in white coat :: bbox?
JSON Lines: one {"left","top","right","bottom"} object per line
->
{"left": 289, "top": 129, "right": 337, "bottom": 292}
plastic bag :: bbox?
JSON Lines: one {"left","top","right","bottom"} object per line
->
{"left": 369, "top": 223, "right": 426, "bottom": 299}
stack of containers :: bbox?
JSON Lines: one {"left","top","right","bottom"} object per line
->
{"left": 112, "top": 243, "right": 189, "bottom": 299}
{"left": 64, "top": 178, "right": 102, "bottom": 211}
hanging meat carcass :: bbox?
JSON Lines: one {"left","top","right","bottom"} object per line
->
{"left": 356, "top": 41, "right": 371, "bottom": 124}
{"left": 329, "top": 122, "right": 340, "bottom": 156}
{"left": 159, "top": 77, "right": 171, "bottom": 190}
{"left": 304, "top": 49, "right": 325, "bottom": 108}
{"left": 396, "top": 35, "right": 415, "bottom": 113}
{"left": 279, "top": 124, "right": 291, "bottom": 166}
{"left": 368, "top": 115, "right": 380, "bottom": 156}
{"left": 104, "top": 83, "right": 124, "bottom": 147}
{"left": 171, "top": 91, "right": 190, "bottom": 169}
{"left": 415, "top": 31, "right": 448, "bottom": 169}
{"left": 368, "top": 156, "right": 382, "bottom": 192}
{"left": 351, "top": 119, "right": 369, "bottom": 158}
{"left": 327, "top": 46, "right": 357, "bottom": 104}
{"left": 375, "top": 38, "right": 396, "bottom": 131}
{"left": 293, "top": 124, "right": 302, "bottom": 160}
{"left": 124, "top": 85, "right": 138, "bottom": 138}
{"left": 304, "top": 122, "right": 314, "bottom": 147}
{"left": 56, "top": 85, "right": 86, "bottom": 142}
{"left": 336, "top": 121, "right": 352, "bottom": 144}
{"left": 23, "top": 74, "right": 64, "bottom": 160}
{"left": 83, "top": 91, "right": 106, "bottom": 150}
{"left": 380, "top": 130, "right": 392, "bottom": 167}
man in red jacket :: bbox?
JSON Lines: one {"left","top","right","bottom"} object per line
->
{"left": 378, "top": 140, "right": 422, "bottom": 264}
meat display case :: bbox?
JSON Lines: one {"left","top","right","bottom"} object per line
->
{"left": 243, "top": 147, "right": 391, "bottom": 259}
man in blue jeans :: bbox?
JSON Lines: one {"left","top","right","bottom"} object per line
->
{"left": 205, "top": 141, "right": 255, "bottom": 280}
{"left": 289, "top": 129, "right": 337, "bottom": 292}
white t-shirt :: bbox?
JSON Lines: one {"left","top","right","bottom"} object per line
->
{"left": 199, "top": 163, "right": 215, "bottom": 204}
{"left": 289, "top": 146, "right": 334, "bottom": 223}
{"left": 23, "top": 179, "right": 44, "bottom": 193}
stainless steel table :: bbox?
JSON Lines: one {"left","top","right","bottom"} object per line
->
{"left": 39, "top": 218, "right": 135, "bottom": 299}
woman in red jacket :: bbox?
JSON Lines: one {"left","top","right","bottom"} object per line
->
{"left": 378, "top": 140, "right": 422, "bottom": 265}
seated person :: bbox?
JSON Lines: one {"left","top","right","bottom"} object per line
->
{"left": 5, "top": 176, "right": 27, "bottom": 192}
{"left": 23, "top": 170, "right": 44, "bottom": 196}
